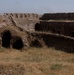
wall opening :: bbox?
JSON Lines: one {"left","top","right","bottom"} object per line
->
{"left": 12, "top": 37, "right": 24, "bottom": 49}
{"left": 57, "top": 31, "right": 61, "bottom": 34}
{"left": 31, "top": 40, "right": 42, "bottom": 48}
{"left": 20, "top": 14, "right": 23, "bottom": 18}
{"left": 15, "top": 14, "right": 18, "bottom": 18}
{"left": 71, "top": 32, "right": 74, "bottom": 37}
{"left": 2, "top": 30, "right": 11, "bottom": 48}
{"left": 24, "top": 14, "right": 27, "bottom": 17}
{"left": 35, "top": 23, "right": 40, "bottom": 31}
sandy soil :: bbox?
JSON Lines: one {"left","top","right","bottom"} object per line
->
{"left": 0, "top": 47, "right": 74, "bottom": 75}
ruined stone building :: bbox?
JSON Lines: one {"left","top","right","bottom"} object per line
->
{"left": 0, "top": 13, "right": 40, "bottom": 49}
{"left": 0, "top": 13, "right": 74, "bottom": 53}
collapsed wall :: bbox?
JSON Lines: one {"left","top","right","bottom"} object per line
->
{"left": 1, "top": 12, "right": 74, "bottom": 53}
{"left": 0, "top": 25, "right": 29, "bottom": 50}
{"left": 0, "top": 13, "right": 40, "bottom": 50}
{"left": 33, "top": 12, "right": 74, "bottom": 53}
{"left": 28, "top": 31, "right": 74, "bottom": 53}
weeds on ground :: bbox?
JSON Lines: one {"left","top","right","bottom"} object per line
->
{"left": 50, "top": 64, "right": 63, "bottom": 70}
{"left": 0, "top": 46, "right": 6, "bottom": 52}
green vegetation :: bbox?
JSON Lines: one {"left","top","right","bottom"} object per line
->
{"left": 50, "top": 64, "right": 63, "bottom": 70}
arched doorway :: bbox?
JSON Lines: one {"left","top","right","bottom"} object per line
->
{"left": 12, "top": 37, "right": 24, "bottom": 49}
{"left": 2, "top": 30, "right": 11, "bottom": 48}
{"left": 35, "top": 23, "right": 40, "bottom": 31}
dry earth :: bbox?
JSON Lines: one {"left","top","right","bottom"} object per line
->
{"left": 0, "top": 47, "right": 74, "bottom": 75}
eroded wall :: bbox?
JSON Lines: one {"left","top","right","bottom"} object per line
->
{"left": 29, "top": 32, "right": 74, "bottom": 53}
{"left": 3, "top": 13, "right": 40, "bottom": 31}
{"left": 35, "top": 21, "right": 74, "bottom": 36}
{"left": 40, "top": 13, "right": 74, "bottom": 20}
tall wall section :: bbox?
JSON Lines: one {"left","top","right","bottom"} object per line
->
{"left": 3, "top": 13, "right": 40, "bottom": 31}
{"left": 35, "top": 13, "right": 74, "bottom": 38}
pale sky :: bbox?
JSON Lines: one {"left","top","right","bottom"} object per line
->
{"left": 0, "top": 0, "right": 74, "bottom": 14}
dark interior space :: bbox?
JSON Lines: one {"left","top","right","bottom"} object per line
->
{"left": 12, "top": 37, "right": 24, "bottom": 49}
{"left": 31, "top": 40, "right": 42, "bottom": 48}
{"left": 71, "top": 32, "right": 74, "bottom": 37}
{"left": 35, "top": 23, "right": 40, "bottom": 31}
{"left": 56, "top": 31, "right": 61, "bottom": 34}
{"left": 2, "top": 30, "right": 11, "bottom": 48}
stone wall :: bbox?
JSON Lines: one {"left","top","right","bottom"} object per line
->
{"left": 3, "top": 13, "right": 40, "bottom": 32}
{"left": 40, "top": 13, "right": 74, "bottom": 20}
{"left": 29, "top": 32, "right": 74, "bottom": 53}
{"left": 4, "top": 13, "right": 39, "bottom": 20}
{"left": 35, "top": 21, "right": 74, "bottom": 37}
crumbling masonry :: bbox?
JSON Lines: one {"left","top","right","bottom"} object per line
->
{"left": 0, "top": 13, "right": 74, "bottom": 52}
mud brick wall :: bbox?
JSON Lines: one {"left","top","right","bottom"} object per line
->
{"left": 30, "top": 33, "right": 74, "bottom": 53}
{"left": 35, "top": 21, "right": 74, "bottom": 37}
{"left": 3, "top": 13, "right": 40, "bottom": 31}
{"left": 35, "top": 21, "right": 65, "bottom": 34}
{"left": 43, "top": 34, "right": 74, "bottom": 53}
{"left": 40, "top": 13, "right": 74, "bottom": 20}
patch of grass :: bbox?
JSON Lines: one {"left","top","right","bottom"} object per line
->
{"left": 50, "top": 64, "right": 63, "bottom": 70}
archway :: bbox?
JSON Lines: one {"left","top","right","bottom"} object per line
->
{"left": 35, "top": 23, "right": 40, "bottom": 31}
{"left": 12, "top": 37, "right": 24, "bottom": 49}
{"left": 2, "top": 30, "right": 11, "bottom": 48}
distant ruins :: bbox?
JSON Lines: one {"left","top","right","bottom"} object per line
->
{"left": 0, "top": 13, "right": 74, "bottom": 53}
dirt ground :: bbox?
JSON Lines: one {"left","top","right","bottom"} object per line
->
{"left": 0, "top": 47, "right": 74, "bottom": 75}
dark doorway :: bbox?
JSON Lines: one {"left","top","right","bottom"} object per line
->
{"left": 12, "top": 37, "right": 24, "bottom": 49}
{"left": 57, "top": 31, "right": 61, "bottom": 34}
{"left": 71, "top": 32, "right": 74, "bottom": 37}
{"left": 2, "top": 30, "right": 11, "bottom": 48}
{"left": 35, "top": 23, "right": 40, "bottom": 31}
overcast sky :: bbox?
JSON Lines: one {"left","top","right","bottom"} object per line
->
{"left": 0, "top": 0, "right": 74, "bottom": 14}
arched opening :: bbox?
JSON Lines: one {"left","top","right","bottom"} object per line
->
{"left": 35, "top": 23, "right": 40, "bottom": 31}
{"left": 57, "top": 31, "right": 61, "bottom": 34}
{"left": 71, "top": 32, "right": 74, "bottom": 37}
{"left": 12, "top": 37, "right": 24, "bottom": 49}
{"left": 2, "top": 30, "right": 11, "bottom": 48}
{"left": 24, "top": 14, "right": 27, "bottom": 17}
{"left": 20, "top": 14, "right": 23, "bottom": 18}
